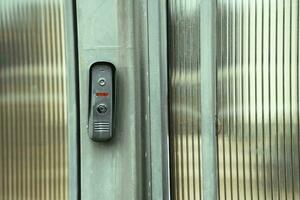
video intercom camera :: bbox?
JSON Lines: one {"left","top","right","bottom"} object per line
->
{"left": 88, "top": 62, "right": 115, "bottom": 141}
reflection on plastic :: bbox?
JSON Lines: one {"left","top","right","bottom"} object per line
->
{"left": 217, "top": 0, "right": 300, "bottom": 199}
{"left": 168, "top": 0, "right": 203, "bottom": 199}
{"left": 0, "top": 0, "right": 69, "bottom": 199}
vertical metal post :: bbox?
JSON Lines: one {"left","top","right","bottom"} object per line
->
{"left": 147, "top": 0, "right": 170, "bottom": 199}
{"left": 65, "top": 0, "right": 79, "bottom": 198}
{"left": 200, "top": 0, "right": 218, "bottom": 199}
{"left": 76, "top": 0, "right": 144, "bottom": 199}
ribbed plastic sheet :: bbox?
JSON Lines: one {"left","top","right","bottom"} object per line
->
{"left": 217, "top": 0, "right": 300, "bottom": 199}
{"left": 0, "top": 0, "right": 69, "bottom": 199}
{"left": 168, "top": 0, "right": 202, "bottom": 199}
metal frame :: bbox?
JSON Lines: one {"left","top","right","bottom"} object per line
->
{"left": 147, "top": 1, "right": 170, "bottom": 200}
{"left": 65, "top": 0, "right": 79, "bottom": 199}
{"left": 76, "top": 0, "right": 144, "bottom": 199}
{"left": 75, "top": 0, "right": 169, "bottom": 199}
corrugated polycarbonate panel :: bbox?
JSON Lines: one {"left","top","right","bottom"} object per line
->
{"left": 217, "top": 0, "right": 300, "bottom": 199}
{"left": 168, "top": 0, "right": 202, "bottom": 199}
{"left": 0, "top": 0, "right": 69, "bottom": 199}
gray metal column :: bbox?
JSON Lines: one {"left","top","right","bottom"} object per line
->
{"left": 65, "top": 0, "right": 79, "bottom": 198}
{"left": 76, "top": 0, "right": 143, "bottom": 199}
{"left": 76, "top": 0, "right": 169, "bottom": 199}
{"left": 147, "top": 0, "right": 170, "bottom": 200}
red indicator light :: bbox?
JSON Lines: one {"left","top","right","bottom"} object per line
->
{"left": 96, "top": 92, "right": 109, "bottom": 97}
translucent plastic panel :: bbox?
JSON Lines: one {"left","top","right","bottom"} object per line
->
{"left": 0, "top": 0, "right": 69, "bottom": 199}
{"left": 168, "top": 0, "right": 202, "bottom": 199}
{"left": 216, "top": 0, "right": 300, "bottom": 199}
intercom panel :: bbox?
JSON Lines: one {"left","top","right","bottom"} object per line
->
{"left": 89, "top": 62, "right": 115, "bottom": 141}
